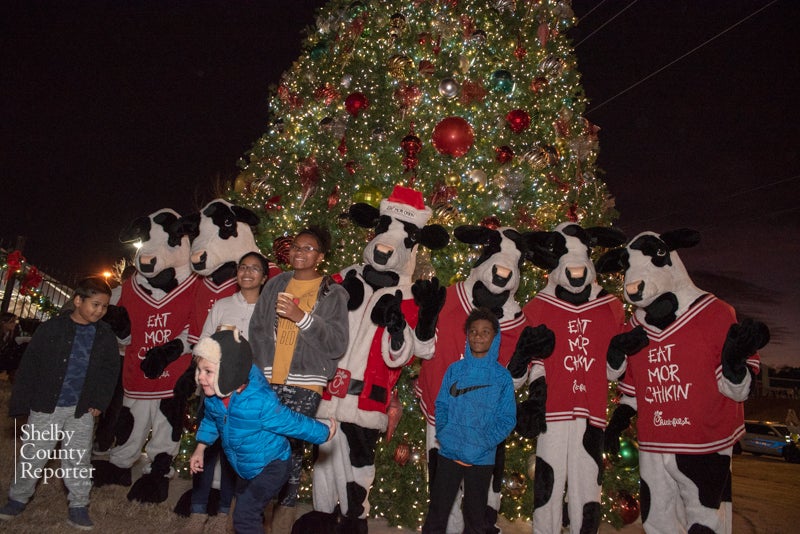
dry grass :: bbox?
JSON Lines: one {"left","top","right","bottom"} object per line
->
{"left": 0, "top": 374, "right": 193, "bottom": 533}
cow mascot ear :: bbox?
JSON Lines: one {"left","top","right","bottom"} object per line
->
{"left": 660, "top": 228, "right": 701, "bottom": 251}
{"left": 419, "top": 224, "right": 450, "bottom": 250}
{"left": 119, "top": 215, "right": 152, "bottom": 244}
{"left": 231, "top": 204, "right": 260, "bottom": 227}
{"left": 523, "top": 231, "right": 561, "bottom": 272}
{"left": 171, "top": 212, "right": 201, "bottom": 242}
{"left": 349, "top": 203, "right": 381, "bottom": 228}
{"left": 595, "top": 247, "right": 628, "bottom": 274}
{"left": 585, "top": 226, "right": 627, "bottom": 249}
{"left": 453, "top": 225, "right": 494, "bottom": 246}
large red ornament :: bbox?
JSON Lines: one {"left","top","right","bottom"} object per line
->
{"left": 432, "top": 116, "right": 474, "bottom": 157}
{"left": 345, "top": 92, "right": 369, "bottom": 116}
{"left": 506, "top": 109, "right": 531, "bottom": 134}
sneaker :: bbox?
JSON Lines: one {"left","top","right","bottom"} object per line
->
{"left": 66, "top": 506, "right": 94, "bottom": 530}
{"left": 0, "top": 499, "right": 25, "bottom": 520}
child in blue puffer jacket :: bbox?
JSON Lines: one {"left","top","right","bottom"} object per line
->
{"left": 422, "top": 307, "right": 516, "bottom": 534}
{"left": 189, "top": 328, "right": 335, "bottom": 533}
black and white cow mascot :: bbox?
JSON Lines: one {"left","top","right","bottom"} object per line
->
{"left": 509, "top": 222, "right": 628, "bottom": 534}
{"left": 307, "top": 185, "right": 449, "bottom": 533}
{"left": 174, "top": 198, "right": 280, "bottom": 347}
{"left": 597, "top": 229, "right": 768, "bottom": 533}
{"left": 415, "top": 224, "right": 533, "bottom": 533}
{"left": 93, "top": 208, "right": 199, "bottom": 504}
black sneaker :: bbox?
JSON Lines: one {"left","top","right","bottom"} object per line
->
{"left": 67, "top": 506, "right": 94, "bottom": 530}
{"left": 0, "top": 499, "right": 26, "bottom": 520}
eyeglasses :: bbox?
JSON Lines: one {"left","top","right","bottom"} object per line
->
{"left": 237, "top": 264, "right": 263, "bottom": 273}
{"left": 289, "top": 244, "right": 319, "bottom": 253}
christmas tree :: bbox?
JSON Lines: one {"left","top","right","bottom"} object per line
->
{"left": 229, "top": 0, "right": 636, "bottom": 528}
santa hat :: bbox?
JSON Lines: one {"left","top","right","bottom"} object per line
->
{"left": 379, "top": 185, "right": 432, "bottom": 228}
{"left": 193, "top": 328, "right": 253, "bottom": 397}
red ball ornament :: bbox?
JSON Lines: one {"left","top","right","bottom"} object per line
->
{"left": 273, "top": 236, "right": 292, "bottom": 265}
{"left": 615, "top": 490, "right": 640, "bottom": 525}
{"left": 495, "top": 145, "right": 514, "bottom": 165}
{"left": 345, "top": 92, "right": 369, "bottom": 116}
{"left": 530, "top": 76, "right": 548, "bottom": 93}
{"left": 506, "top": 109, "right": 531, "bottom": 134}
{"left": 432, "top": 116, "right": 474, "bottom": 157}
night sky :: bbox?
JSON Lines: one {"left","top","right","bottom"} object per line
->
{"left": 2, "top": 1, "right": 797, "bottom": 366}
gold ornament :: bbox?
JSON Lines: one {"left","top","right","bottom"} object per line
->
{"left": 445, "top": 173, "right": 460, "bottom": 187}
{"left": 431, "top": 202, "right": 458, "bottom": 226}
{"left": 353, "top": 185, "right": 383, "bottom": 206}
{"left": 250, "top": 178, "right": 274, "bottom": 196}
{"left": 467, "top": 169, "right": 488, "bottom": 189}
{"left": 233, "top": 174, "right": 249, "bottom": 193}
{"left": 504, "top": 472, "right": 526, "bottom": 496}
{"left": 387, "top": 55, "right": 414, "bottom": 79}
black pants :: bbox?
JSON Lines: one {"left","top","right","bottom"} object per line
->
{"left": 422, "top": 455, "right": 494, "bottom": 534}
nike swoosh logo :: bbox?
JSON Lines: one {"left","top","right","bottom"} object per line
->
{"left": 450, "top": 382, "right": 491, "bottom": 397}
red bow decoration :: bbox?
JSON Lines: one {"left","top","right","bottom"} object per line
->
{"left": 5, "top": 250, "right": 25, "bottom": 282}
{"left": 20, "top": 266, "right": 42, "bottom": 296}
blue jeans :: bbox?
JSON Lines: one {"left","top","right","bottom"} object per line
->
{"left": 233, "top": 458, "right": 290, "bottom": 533}
{"left": 271, "top": 384, "right": 321, "bottom": 507}
{"left": 190, "top": 439, "right": 235, "bottom": 514}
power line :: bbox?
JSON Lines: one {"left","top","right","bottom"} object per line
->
{"left": 584, "top": 0, "right": 780, "bottom": 114}
{"left": 574, "top": 0, "right": 638, "bottom": 48}
{"left": 575, "top": 0, "right": 611, "bottom": 25}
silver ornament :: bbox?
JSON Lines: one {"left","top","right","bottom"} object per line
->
{"left": 438, "top": 77, "right": 460, "bottom": 98}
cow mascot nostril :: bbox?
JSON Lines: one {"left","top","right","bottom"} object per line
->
{"left": 416, "top": 222, "right": 536, "bottom": 533}
{"left": 299, "top": 186, "right": 449, "bottom": 533}
{"left": 92, "top": 208, "right": 200, "bottom": 504}
{"left": 598, "top": 228, "right": 769, "bottom": 533}
{"left": 511, "top": 221, "right": 629, "bottom": 534}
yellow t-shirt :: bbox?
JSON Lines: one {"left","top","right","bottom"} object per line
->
{"left": 271, "top": 276, "right": 323, "bottom": 393}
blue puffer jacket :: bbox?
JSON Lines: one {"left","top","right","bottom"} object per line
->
{"left": 196, "top": 365, "right": 330, "bottom": 479}
{"left": 435, "top": 333, "right": 516, "bottom": 466}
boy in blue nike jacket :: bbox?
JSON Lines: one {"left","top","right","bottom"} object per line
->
{"left": 422, "top": 307, "right": 516, "bottom": 534}
{"left": 189, "top": 329, "right": 335, "bottom": 533}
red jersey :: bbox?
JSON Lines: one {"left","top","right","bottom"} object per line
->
{"left": 188, "top": 276, "right": 238, "bottom": 345}
{"left": 119, "top": 274, "right": 198, "bottom": 399}
{"left": 524, "top": 293, "right": 625, "bottom": 429}
{"left": 619, "top": 295, "right": 759, "bottom": 454}
{"left": 415, "top": 282, "right": 527, "bottom": 425}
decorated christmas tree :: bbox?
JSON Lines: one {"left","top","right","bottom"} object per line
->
{"left": 228, "top": 0, "right": 637, "bottom": 528}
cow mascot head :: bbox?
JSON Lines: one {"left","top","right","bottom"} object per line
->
{"left": 597, "top": 229, "right": 769, "bottom": 533}
{"left": 175, "top": 198, "right": 262, "bottom": 282}
{"left": 119, "top": 208, "right": 193, "bottom": 296}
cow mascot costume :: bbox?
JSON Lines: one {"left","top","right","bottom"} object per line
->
{"left": 93, "top": 208, "right": 199, "bottom": 504}
{"left": 170, "top": 198, "right": 279, "bottom": 515}
{"left": 510, "top": 222, "right": 629, "bottom": 534}
{"left": 303, "top": 185, "right": 449, "bottom": 534}
{"left": 415, "top": 224, "right": 533, "bottom": 534}
{"left": 597, "top": 229, "right": 768, "bottom": 533}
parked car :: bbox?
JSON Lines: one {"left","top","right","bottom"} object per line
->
{"left": 735, "top": 420, "right": 800, "bottom": 462}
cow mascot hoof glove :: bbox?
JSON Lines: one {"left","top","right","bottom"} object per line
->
{"left": 597, "top": 229, "right": 769, "bottom": 534}
{"left": 304, "top": 186, "right": 449, "bottom": 532}
{"left": 514, "top": 222, "right": 628, "bottom": 534}
{"left": 416, "top": 223, "right": 537, "bottom": 533}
